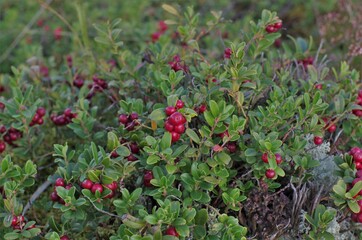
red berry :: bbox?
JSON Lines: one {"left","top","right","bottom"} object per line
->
{"left": 129, "top": 142, "right": 140, "bottom": 154}
{"left": 158, "top": 21, "right": 168, "bottom": 33}
{"left": 175, "top": 100, "right": 184, "bottom": 109}
{"left": 354, "top": 152, "right": 362, "bottom": 163}
{"left": 357, "top": 213, "right": 362, "bottom": 223}
{"left": 164, "top": 122, "right": 174, "bottom": 132}
{"left": 261, "top": 153, "right": 268, "bottom": 163}
{"left": 173, "top": 124, "right": 186, "bottom": 134}
{"left": 165, "top": 106, "right": 177, "bottom": 116}
{"left": 111, "top": 150, "right": 119, "bottom": 158}
{"left": 356, "top": 170, "right": 362, "bottom": 178}
{"left": 60, "top": 236, "right": 70, "bottom": 240}
{"left": 0, "top": 125, "right": 6, "bottom": 133}
{"left": 165, "top": 226, "right": 179, "bottom": 237}
{"left": 37, "top": 118, "right": 44, "bottom": 125}
{"left": 226, "top": 142, "right": 237, "bottom": 153}
{"left": 118, "top": 114, "right": 128, "bottom": 124}
{"left": 265, "top": 25, "right": 275, "bottom": 33}
{"left": 55, "top": 178, "right": 65, "bottom": 187}
{"left": 356, "top": 162, "right": 362, "bottom": 170}
{"left": 327, "top": 124, "right": 336, "bottom": 133}
{"left": 144, "top": 170, "right": 154, "bottom": 187}
{"left": 64, "top": 108, "right": 72, "bottom": 117}
{"left": 275, "top": 153, "right": 283, "bottom": 164}
{"left": 171, "top": 132, "right": 180, "bottom": 143}
{"left": 0, "top": 141, "right": 6, "bottom": 153}
{"left": 273, "top": 21, "right": 282, "bottom": 29}
{"left": 50, "top": 191, "right": 59, "bottom": 202}
{"left": 313, "top": 136, "right": 323, "bottom": 145}
{"left": 127, "top": 154, "right": 138, "bottom": 162}
{"left": 91, "top": 183, "right": 104, "bottom": 194}
{"left": 11, "top": 216, "right": 18, "bottom": 226}
{"left": 353, "top": 109, "right": 362, "bottom": 117}
{"left": 36, "top": 107, "right": 46, "bottom": 117}
{"left": 350, "top": 147, "right": 362, "bottom": 156}
{"left": 265, "top": 169, "right": 276, "bottom": 179}
{"left": 199, "top": 104, "right": 207, "bottom": 113}
{"left": 105, "top": 181, "right": 118, "bottom": 191}
{"left": 314, "top": 84, "right": 323, "bottom": 90}
{"left": 168, "top": 112, "right": 186, "bottom": 126}
{"left": 81, "top": 179, "right": 94, "bottom": 189}
{"left": 129, "top": 112, "right": 139, "bottom": 120}
{"left": 224, "top": 48, "right": 232, "bottom": 59}
{"left": 151, "top": 32, "right": 161, "bottom": 42}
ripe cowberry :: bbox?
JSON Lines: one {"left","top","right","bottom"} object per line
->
{"left": 165, "top": 106, "right": 177, "bottom": 116}
{"left": 313, "top": 136, "right": 323, "bottom": 145}
{"left": 144, "top": 170, "right": 154, "bottom": 187}
{"left": 265, "top": 25, "right": 275, "bottom": 33}
{"left": 261, "top": 153, "right": 268, "bottom": 163}
{"left": 226, "top": 142, "right": 237, "bottom": 153}
{"left": 168, "top": 112, "right": 186, "bottom": 126}
{"left": 173, "top": 124, "right": 186, "bottom": 134}
{"left": 171, "top": 132, "right": 181, "bottom": 143}
{"left": 275, "top": 153, "right": 283, "bottom": 164}
{"left": 81, "top": 179, "right": 94, "bottom": 189}
{"left": 175, "top": 100, "right": 184, "bottom": 109}
{"left": 50, "top": 191, "right": 60, "bottom": 202}
{"left": 91, "top": 183, "right": 104, "bottom": 194}
{"left": 55, "top": 178, "right": 65, "bottom": 187}
{"left": 265, "top": 169, "right": 276, "bottom": 179}
{"left": 118, "top": 114, "right": 128, "bottom": 124}
{"left": 165, "top": 226, "right": 179, "bottom": 237}
{"left": 164, "top": 122, "right": 174, "bottom": 132}
{"left": 127, "top": 154, "right": 138, "bottom": 162}
{"left": 60, "top": 236, "right": 70, "bottom": 240}
{"left": 105, "top": 181, "right": 118, "bottom": 191}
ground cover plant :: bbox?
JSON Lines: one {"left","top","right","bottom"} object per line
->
{"left": 0, "top": 1, "right": 361, "bottom": 239}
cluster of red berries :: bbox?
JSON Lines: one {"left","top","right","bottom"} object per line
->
{"left": 2, "top": 127, "right": 22, "bottom": 147}
{"left": 350, "top": 147, "right": 362, "bottom": 170}
{"left": 168, "top": 55, "right": 189, "bottom": 73}
{"left": 262, "top": 153, "right": 282, "bottom": 179}
{"left": 81, "top": 179, "right": 118, "bottom": 199}
{"left": 86, "top": 75, "right": 108, "bottom": 99}
{"left": 11, "top": 215, "right": 35, "bottom": 230}
{"left": 51, "top": 108, "right": 77, "bottom": 126}
{"left": 165, "top": 226, "right": 179, "bottom": 237}
{"left": 164, "top": 100, "right": 187, "bottom": 143}
{"left": 265, "top": 21, "right": 282, "bottom": 33}
{"left": 50, "top": 178, "right": 72, "bottom": 204}
{"left": 73, "top": 74, "right": 85, "bottom": 88}
{"left": 194, "top": 104, "right": 207, "bottom": 114}
{"left": 29, "top": 107, "right": 46, "bottom": 126}
{"left": 352, "top": 90, "right": 362, "bottom": 117}
{"left": 118, "top": 112, "right": 139, "bottom": 131}
{"left": 144, "top": 170, "right": 154, "bottom": 187}
{"left": 298, "top": 56, "right": 314, "bottom": 69}
{"left": 224, "top": 48, "right": 232, "bottom": 59}
{"left": 151, "top": 21, "right": 168, "bottom": 42}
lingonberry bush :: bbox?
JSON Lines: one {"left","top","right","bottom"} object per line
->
{"left": 0, "top": 2, "right": 361, "bottom": 240}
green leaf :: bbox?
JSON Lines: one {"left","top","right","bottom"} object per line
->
{"left": 245, "top": 148, "right": 257, "bottom": 157}
{"left": 186, "top": 128, "right": 200, "bottom": 144}
{"left": 107, "top": 132, "right": 120, "bottom": 151}
{"left": 209, "top": 100, "right": 220, "bottom": 117}
{"left": 195, "top": 209, "right": 208, "bottom": 225}
{"left": 4, "top": 232, "right": 20, "bottom": 240}
{"left": 147, "top": 155, "right": 160, "bottom": 165}
{"left": 149, "top": 108, "right": 166, "bottom": 121}
{"left": 348, "top": 200, "right": 360, "bottom": 213}
{"left": 160, "top": 132, "right": 171, "bottom": 150}
{"left": 348, "top": 181, "right": 362, "bottom": 198}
